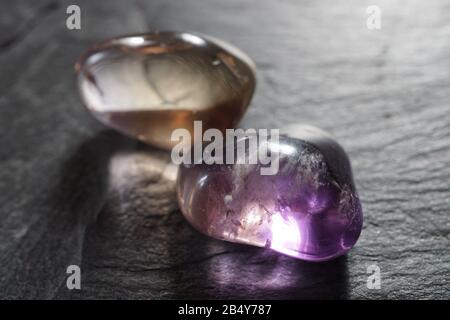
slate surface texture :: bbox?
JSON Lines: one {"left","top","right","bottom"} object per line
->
{"left": 0, "top": 0, "right": 449, "bottom": 299}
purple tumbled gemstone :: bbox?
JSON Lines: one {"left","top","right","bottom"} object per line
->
{"left": 176, "top": 126, "right": 363, "bottom": 261}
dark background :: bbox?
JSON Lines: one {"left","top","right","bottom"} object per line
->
{"left": 0, "top": 0, "right": 449, "bottom": 299}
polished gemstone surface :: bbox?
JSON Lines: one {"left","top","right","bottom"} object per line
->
{"left": 76, "top": 31, "right": 256, "bottom": 150}
{"left": 177, "top": 126, "right": 363, "bottom": 261}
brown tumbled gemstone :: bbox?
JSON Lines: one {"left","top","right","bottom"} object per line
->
{"left": 76, "top": 31, "right": 256, "bottom": 150}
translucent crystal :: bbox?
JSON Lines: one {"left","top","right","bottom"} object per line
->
{"left": 176, "top": 126, "right": 363, "bottom": 261}
{"left": 76, "top": 31, "right": 256, "bottom": 150}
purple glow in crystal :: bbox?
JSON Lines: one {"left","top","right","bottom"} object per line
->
{"left": 176, "top": 126, "right": 363, "bottom": 261}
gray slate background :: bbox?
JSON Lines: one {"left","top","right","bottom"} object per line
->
{"left": 0, "top": 0, "right": 449, "bottom": 299}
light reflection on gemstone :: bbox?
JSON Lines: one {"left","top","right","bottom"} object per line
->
{"left": 270, "top": 214, "right": 301, "bottom": 257}
{"left": 180, "top": 33, "right": 206, "bottom": 46}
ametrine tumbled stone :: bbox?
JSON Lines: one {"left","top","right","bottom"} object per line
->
{"left": 176, "top": 126, "right": 363, "bottom": 261}
{"left": 76, "top": 31, "right": 256, "bottom": 150}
